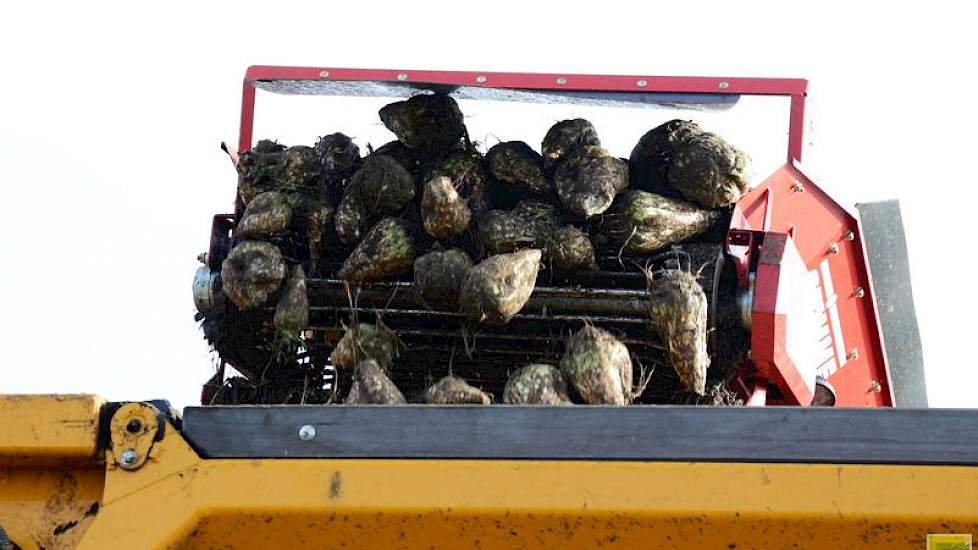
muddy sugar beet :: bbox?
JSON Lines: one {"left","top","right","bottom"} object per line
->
{"left": 275, "top": 146, "right": 326, "bottom": 194}
{"left": 549, "top": 225, "right": 597, "bottom": 271}
{"left": 648, "top": 270, "right": 710, "bottom": 395}
{"left": 629, "top": 120, "right": 749, "bottom": 208}
{"left": 236, "top": 139, "right": 286, "bottom": 204}
{"left": 512, "top": 200, "right": 559, "bottom": 232}
{"left": 669, "top": 132, "right": 749, "bottom": 208}
{"left": 334, "top": 192, "right": 370, "bottom": 245}
{"left": 338, "top": 218, "right": 416, "bottom": 282}
{"left": 503, "top": 364, "right": 572, "bottom": 405}
{"left": 487, "top": 141, "right": 550, "bottom": 197}
{"left": 479, "top": 200, "right": 557, "bottom": 256}
{"left": 414, "top": 248, "right": 473, "bottom": 310}
{"left": 555, "top": 146, "right": 628, "bottom": 218}
{"left": 236, "top": 191, "right": 292, "bottom": 239}
{"left": 425, "top": 149, "right": 489, "bottom": 216}
{"left": 330, "top": 323, "right": 399, "bottom": 372}
{"left": 560, "top": 326, "right": 635, "bottom": 405}
{"left": 220, "top": 241, "right": 287, "bottom": 310}
{"left": 346, "top": 154, "right": 415, "bottom": 216}
{"left": 422, "top": 175, "right": 472, "bottom": 239}
{"left": 602, "top": 190, "right": 719, "bottom": 254}
{"left": 314, "top": 132, "right": 361, "bottom": 187}
{"left": 304, "top": 201, "right": 334, "bottom": 264}
{"left": 346, "top": 359, "right": 406, "bottom": 404}
{"left": 425, "top": 375, "right": 492, "bottom": 404}
{"left": 478, "top": 210, "right": 542, "bottom": 255}
{"left": 379, "top": 93, "right": 466, "bottom": 159}
{"left": 460, "top": 249, "right": 542, "bottom": 325}
{"left": 273, "top": 265, "right": 309, "bottom": 334}
{"left": 542, "top": 118, "right": 601, "bottom": 174}
{"left": 628, "top": 119, "right": 702, "bottom": 196}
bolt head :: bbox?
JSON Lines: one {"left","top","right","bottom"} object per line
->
{"left": 847, "top": 349, "right": 860, "bottom": 361}
{"left": 120, "top": 448, "right": 138, "bottom": 466}
{"left": 555, "top": 77, "right": 567, "bottom": 85}
{"left": 718, "top": 81, "right": 731, "bottom": 89}
{"left": 126, "top": 419, "right": 142, "bottom": 433}
{"left": 828, "top": 243, "right": 840, "bottom": 255}
{"left": 792, "top": 182, "right": 805, "bottom": 192}
{"left": 319, "top": 71, "right": 330, "bottom": 78}
{"left": 852, "top": 286, "right": 866, "bottom": 298}
{"left": 298, "top": 425, "right": 316, "bottom": 441}
{"left": 475, "top": 75, "right": 487, "bottom": 83}
{"left": 636, "top": 80, "right": 648, "bottom": 87}
{"left": 844, "top": 230, "right": 856, "bottom": 241}
{"left": 396, "top": 73, "right": 409, "bottom": 81}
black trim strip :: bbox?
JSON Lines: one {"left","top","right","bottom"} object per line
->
{"left": 181, "top": 406, "right": 978, "bottom": 465}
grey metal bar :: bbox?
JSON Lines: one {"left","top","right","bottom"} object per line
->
{"left": 304, "top": 281, "right": 651, "bottom": 318}
{"left": 182, "top": 406, "right": 978, "bottom": 465}
{"left": 856, "top": 200, "right": 927, "bottom": 408}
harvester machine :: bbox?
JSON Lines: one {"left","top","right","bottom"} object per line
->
{"left": 2, "top": 67, "right": 975, "bottom": 550}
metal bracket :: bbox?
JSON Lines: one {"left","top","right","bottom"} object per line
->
{"left": 108, "top": 402, "right": 163, "bottom": 471}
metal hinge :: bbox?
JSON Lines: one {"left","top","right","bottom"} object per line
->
{"left": 107, "top": 402, "right": 167, "bottom": 471}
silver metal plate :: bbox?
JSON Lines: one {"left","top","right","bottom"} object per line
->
{"left": 253, "top": 79, "right": 740, "bottom": 111}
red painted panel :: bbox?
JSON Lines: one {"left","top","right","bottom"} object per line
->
{"left": 730, "top": 164, "right": 893, "bottom": 407}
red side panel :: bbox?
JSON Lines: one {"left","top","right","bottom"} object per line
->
{"left": 729, "top": 163, "right": 893, "bottom": 407}
{"left": 751, "top": 233, "right": 821, "bottom": 406}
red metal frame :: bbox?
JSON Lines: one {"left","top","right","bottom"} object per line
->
{"left": 237, "top": 65, "right": 808, "bottom": 162}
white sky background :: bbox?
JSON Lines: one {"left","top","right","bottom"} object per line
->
{"left": 0, "top": 2, "right": 975, "bottom": 409}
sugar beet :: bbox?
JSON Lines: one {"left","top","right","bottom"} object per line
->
{"left": 560, "top": 326, "right": 634, "bottom": 405}
{"left": 648, "top": 270, "right": 710, "bottom": 395}
{"left": 460, "top": 249, "right": 542, "bottom": 325}
{"left": 220, "top": 241, "right": 287, "bottom": 311}
{"left": 503, "top": 364, "right": 572, "bottom": 405}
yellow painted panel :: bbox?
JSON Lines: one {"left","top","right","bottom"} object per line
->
{"left": 0, "top": 467, "right": 105, "bottom": 549}
{"left": 0, "top": 395, "right": 103, "bottom": 460}
{"left": 76, "top": 420, "right": 978, "bottom": 550}
{"left": 3, "top": 402, "right": 970, "bottom": 550}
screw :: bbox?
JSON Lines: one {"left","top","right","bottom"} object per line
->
{"left": 847, "top": 349, "right": 860, "bottom": 361}
{"left": 636, "top": 80, "right": 648, "bottom": 87}
{"left": 120, "top": 448, "right": 138, "bottom": 467}
{"left": 718, "top": 81, "right": 730, "bottom": 89}
{"left": 319, "top": 71, "right": 330, "bottom": 78}
{"left": 828, "top": 243, "right": 840, "bottom": 255}
{"left": 792, "top": 182, "right": 805, "bottom": 192}
{"left": 843, "top": 230, "right": 855, "bottom": 241}
{"left": 126, "top": 419, "right": 142, "bottom": 433}
{"left": 852, "top": 286, "right": 865, "bottom": 298}
{"left": 475, "top": 75, "right": 487, "bottom": 83}
{"left": 868, "top": 380, "right": 882, "bottom": 393}
{"left": 555, "top": 77, "right": 567, "bottom": 85}
{"left": 298, "top": 425, "right": 316, "bottom": 441}
{"left": 396, "top": 73, "right": 409, "bottom": 81}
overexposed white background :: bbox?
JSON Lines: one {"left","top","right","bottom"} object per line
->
{"left": 1, "top": 1, "right": 975, "bottom": 408}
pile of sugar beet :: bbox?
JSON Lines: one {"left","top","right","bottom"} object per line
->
{"left": 201, "top": 92, "right": 751, "bottom": 406}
